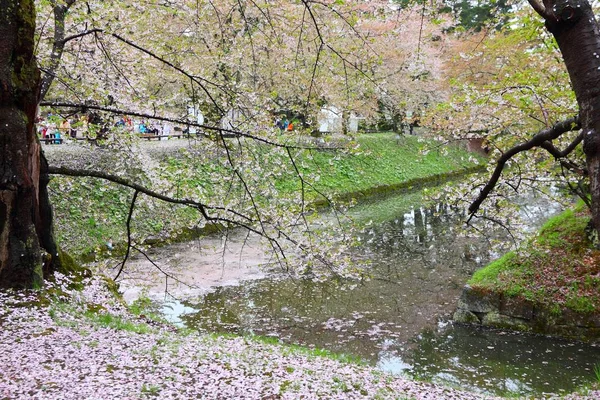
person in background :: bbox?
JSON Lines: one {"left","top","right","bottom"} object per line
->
{"left": 139, "top": 121, "right": 148, "bottom": 134}
{"left": 38, "top": 121, "right": 48, "bottom": 141}
{"left": 124, "top": 116, "right": 134, "bottom": 132}
{"left": 148, "top": 123, "right": 159, "bottom": 135}
{"left": 79, "top": 115, "right": 89, "bottom": 137}
{"left": 69, "top": 122, "right": 77, "bottom": 138}
{"left": 59, "top": 119, "right": 71, "bottom": 139}
{"left": 46, "top": 122, "right": 56, "bottom": 144}
{"left": 53, "top": 128, "right": 61, "bottom": 144}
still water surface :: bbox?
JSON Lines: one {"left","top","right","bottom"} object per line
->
{"left": 158, "top": 191, "right": 600, "bottom": 396}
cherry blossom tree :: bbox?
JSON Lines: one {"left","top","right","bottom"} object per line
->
{"left": 0, "top": 0, "right": 60, "bottom": 288}
{"left": 515, "top": 0, "right": 600, "bottom": 235}
{"left": 424, "top": 2, "right": 600, "bottom": 241}
{"left": 0, "top": 0, "right": 478, "bottom": 288}
{"left": 0, "top": 0, "right": 391, "bottom": 288}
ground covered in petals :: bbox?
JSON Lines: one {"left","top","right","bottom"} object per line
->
{"left": 0, "top": 273, "right": 597, "bottom": 399}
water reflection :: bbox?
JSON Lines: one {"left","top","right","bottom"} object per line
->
{"left": 402, "top": 325, "right": 600, "bottom": 396}
{"left": 160, "top": 194, "right": 599, "bottom": 396}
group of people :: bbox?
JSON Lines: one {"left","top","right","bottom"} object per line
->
{"left": 37, "top": 114, "right": 177, "bottom": 144}
{"left": 275, "top": 117, "right": 294, "bottom": 132}
{"left": 116, "top": 117, "right": 170, "bottom": 136}
{"left": 37, "top": 115, "right": 84, "bottom": 144}
{"left": 39, "top": 113, "right": 297, "bottom": 144}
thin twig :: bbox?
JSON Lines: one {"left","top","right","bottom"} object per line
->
{"left": 115, "top": 190, "right": 139, "bottom": 280}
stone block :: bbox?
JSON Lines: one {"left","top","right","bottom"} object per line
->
{"left": 554, "top": 309, "right": 600, "bottom": 328}
{"left": 500, "top": 296, "right": 534, "bottom": 320}
{"left": 458, "top": 285, "right": 500, "bottom": 313}
{"left": 482, "top": 312, "right": 530, "bottom": 331}
{"left": 453, "top": 309, "right": 481, "bottom": 324}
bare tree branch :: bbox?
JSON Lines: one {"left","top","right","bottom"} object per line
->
{"left": 306, "top": 0, "right": 378, "bottom": 56}
{"left": 43, "top": 26, "right": 228, "bottom": 114}
{"left": 108, "top": 32, "right": 226, "bottom": 115}
{"left": 416, "top": 1, "right": 426, "bottom": 61}
{"left": 469, "top": 214, "right": 517, "bottom": 247}
{"left": 57, "top": 28, "right": 103, "bottom": 46}
{"left": 540, "top": 130, "right": 587, "bottom": 175}
{"left": 540, "top": 130, "right": 584, "bottom": 158}
{"left": 115, "top": 190, "right": 139, "bottom": 280}
{"left": 130, "top": 245, "right": 197, "bottom": 289}
{"left": 94, "top": 33, "right": 143, "bottom": 99}
{"left": 47, "top": 166, "right": 248, "bottom": 221}
{"left": 468, "top": 116, "right": 580, "bottom": 216}
{"left": 38, "top": 67, "right": 85, "bottom": 104}
{"left": 47, "top": 166, "right": 298, "bottom": 270}
{"left": 300, "top": 0, "right": 325, "bottom": 112}
{"left": 527, "top": 0, "right": 549, "bottom": 18}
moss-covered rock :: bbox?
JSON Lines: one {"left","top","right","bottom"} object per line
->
{"left": 57, "top": 248, "right": 85, "bottom": 275}
{"left": 454, "top": 204, "right": 600, "bottom": 342}
{"left": 452, "top": 308, "right": 481, "bottom": 324}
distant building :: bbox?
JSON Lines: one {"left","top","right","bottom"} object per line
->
{"left": 187, "top": 105, "right": 204, "bottom": 134}
{"left": 220, "top": 108, "right": 242, "bottom": 131}
{"left": 318, "top": 106, "right": 361, "bottom": 133}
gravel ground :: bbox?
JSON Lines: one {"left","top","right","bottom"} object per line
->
{"left": 43, "top": 137, "right": 198, "bottom": 168}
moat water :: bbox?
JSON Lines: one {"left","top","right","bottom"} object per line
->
{"left": 131, "top": 189, "right": 600, "bottom": 396}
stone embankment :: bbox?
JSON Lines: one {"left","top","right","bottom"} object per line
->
{"left": 454, "top": 285, "right": 600, "bottom": 343}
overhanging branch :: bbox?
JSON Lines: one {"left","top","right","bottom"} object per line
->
{"left": 115, "top": 190, "right": 139, "bottom": 280}
{"left": 40, "top": 1, "right": 79, "bottom": 99}
{"left": 47, "top": 166, "right": 250, "bottom": 222}
{"left": 57, "top": 28, "right": 103, "bottom": 46}
{"left": 540, "top": 130, "right": 587, "bottom": 175}
{"left": 468, "top": 116, "right": 580, "bottom": 217}
{"left": 527, "top": 0, "right": 550, "bottom": 18}
{"left": 48, "top": 165, "right": 341, "bottom": 275}
{"left": 540, "top": 130, "right": 584, "bottom": 159}
{"left": 47, "top": 166, "right": 295, "bottom": 266}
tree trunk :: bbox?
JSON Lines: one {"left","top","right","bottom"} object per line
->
{"left": 0, "top": 0, "right": 60, "bottom": 288}
{"left": 541, "top": 0, "right": 600, "bottom": 233}
{"left": 39, "top": 0, "right": 77, "bottom": 100}
{"left": 341, "top": 109, "right": 349, "bottom": 135}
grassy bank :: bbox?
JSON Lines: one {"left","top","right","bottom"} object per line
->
{"left": 469, "top": 204, "right": 600, "bottom": 314}
{"left": 48, "top": 133, "right": 481, "bottom": 258}
{"left": 274, "top": 133, "right": 479, "bottom": 200}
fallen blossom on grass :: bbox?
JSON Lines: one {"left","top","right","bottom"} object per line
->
{"left": 0, "top": 273, "right": 598, "bottom": 399}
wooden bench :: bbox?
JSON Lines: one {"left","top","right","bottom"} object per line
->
{"left": 40, "top": 137, "right": 63, "bottom": 144}
{"left": 140, "top": 134, "right": 191, "bottom": 140}
{"left": 140, "top": 134, "right": 161, "bottom": 140}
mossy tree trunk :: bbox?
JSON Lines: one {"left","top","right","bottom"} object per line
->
{"left": 0, "top": 0, "right": 60, "bottom": 288}
{"left": 534, "top": 0, "right": 600, "bottom": 233}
